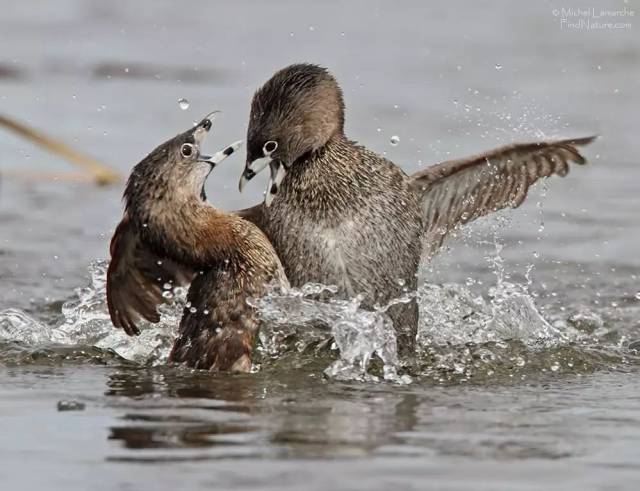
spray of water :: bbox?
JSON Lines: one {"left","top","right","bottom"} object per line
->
{"left": 0, "top": 261, "right": 183, "bottom": 365}
{"left": 248, "top": 285, "right": 413, "bottom": 383}
{"left": 0, "top": 244, "right": 630, "bottom": 383}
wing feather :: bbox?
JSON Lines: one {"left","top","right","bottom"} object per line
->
{"left": 410, "top": 136, "right": 596, "bottom": 257}
{"left": 106, "top": 215, "right": 194, "bottom": 335}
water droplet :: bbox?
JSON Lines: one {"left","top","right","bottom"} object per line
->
{"left": 550, "top": 362, "right": 560, "bottom": 372}
{"left": 390, "top": 135, "right": 400, "bottom": 146}
{"left": 494, "top": 63, "right": 502, "bottom": 70}
{"left": 635, "top": 293, "right": 640, "bottom": 300}
{"left": 597, "top": 65, "right": 602, "bottom": 71}
{"left": 308, "top": 25, "right": 315, "bottom": 31}
{"left": 515, "top": 357, "right": 526, "bottom": 367}
{"left": 396, "top": 278, "right": 406, "bottom": 287}
{"left": 178, "top": 98, "right": 190, "bottom": 110}
{"left": 163, "top": 282, "right": 172, "bottom": 290}
{"left": 162, "top": 291, "right": 173, "bottom": 299}
{"left": 452, "top": 99, "right": 459, "bottom": 106}
{"left": 185, "top": 301, "right": 191, "bottom": 309}
{"left": 156, "top": 260, "right": 163, "bottom": 266}
{"left": 189, "top": 307, "right": 197, "bottom": 314}
{"left": 203, "top": 309, "right": 210, "bottom": 315}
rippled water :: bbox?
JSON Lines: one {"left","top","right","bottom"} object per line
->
{"left": 1, "top": 0, "right": 639, "bottom": 489}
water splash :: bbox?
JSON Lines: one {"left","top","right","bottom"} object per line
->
{"left": 249, "top": 285, "right": 411, "bottom": 383}
{"left": 0, "top": 263, "right": 411, "bottom": 382}
{"left": 417, "top": 280, "right": 563, "bottom": 348}
{"left": 0, "top": 261, "right": 182, "bottom": 365}
{"left": 0, "top": 257, "right": 636, "bottom": 383}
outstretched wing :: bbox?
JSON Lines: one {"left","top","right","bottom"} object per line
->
{"left": 410, "top": 136, "right": 595, "bottom": 257}
{"left": 106, "top": 214, "right": 194, "bottom": 335}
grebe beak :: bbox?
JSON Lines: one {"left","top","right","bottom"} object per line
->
{"left": 191, "top": 111, "right": 242, "bottom": 167}
{"left": 264, "top": 161, "right": 287, "bottom": 207}
{"left": 239, "top": 157, "right": 287, "bottom": 206}
{"left": 199, "top": 141, "right": 243, "bottom": 168}
{"left": 239, "top": 155, "right": 272, "bottom": 192}
{"left": 193, "top": 111, "right": 220, "bottom": 144}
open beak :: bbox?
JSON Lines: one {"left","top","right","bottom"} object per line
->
{"left": 199, "top": 140, "right": 243, "bottom": 168}
{"left": 238, "top": 157, "right": 287, "bottom": 207}
{"left": 191, "top": 111, "right": 242, "bottom": 168}
{"left": 193, "top": 111, "right": 220, "bottom": 144}
{"left": 264, "top": 161, "right": 287, "bottom": 207}
{"left": 239, "top": 155, "right": 272, "bottom": 192}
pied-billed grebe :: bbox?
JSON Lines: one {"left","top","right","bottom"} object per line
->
{"left": 237, "top": 63, "right": 594, "bottom": 352}
{"left": 107, "top": 114, "right": 288, "bottom": 372}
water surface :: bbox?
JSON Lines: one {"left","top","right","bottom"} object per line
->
{"left": 1, "top": 1, "right": 639, "bottom": 489}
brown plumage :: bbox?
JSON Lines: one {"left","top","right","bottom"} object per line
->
{"left": 106, "top": 115, "right": 287, "bottom": 372}
{"left": 237, "top": 63, "right": 595, "bottom": 353}
{"left": 410, "top": 136, "right": 596, "bottom": 257}
{"left": 107, "top": 213, "right": 194, "bottom": 335}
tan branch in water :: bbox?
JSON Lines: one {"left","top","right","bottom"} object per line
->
{"left": 0, "top": 114, "right": 121, "bottom": 185}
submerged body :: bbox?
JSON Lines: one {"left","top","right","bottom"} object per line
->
{"left": 107, "top": 115, "right": 286, "bottom": 372}
{"left": 239, "top": 63, "right": 595, "bottom": 352}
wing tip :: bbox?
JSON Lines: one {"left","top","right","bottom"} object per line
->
{"left": 561, "top": 135, "right": 598, "bottom": 147}
{"left": 561, "top": 135, "right": 598, "bottom": 166}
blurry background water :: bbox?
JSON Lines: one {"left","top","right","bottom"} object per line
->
{"left": 1, "top": 1, "right": 639, "bottom": 490}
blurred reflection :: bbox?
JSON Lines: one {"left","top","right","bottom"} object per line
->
{"left": 267, "top": 388, "right": 421, "bottom": 458}
{"left": 104, "top": 366, "right": 260, "bottom": 401}
{"left": 104, "top": 366, "right": 421, "bottom": 460}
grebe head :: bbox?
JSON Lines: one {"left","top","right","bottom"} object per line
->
{"left": 239, "top": 63, "right": 345, "bottom": 206}
{"left": 124, "top": 113, "right": 241, "bottom": 222}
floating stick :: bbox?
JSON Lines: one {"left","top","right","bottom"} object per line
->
{"left": 0, "top": 114, "right": 121, "bottom": 185}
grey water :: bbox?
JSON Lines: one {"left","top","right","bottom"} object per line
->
{"left": 1, "top": 0, "right": 639, "bottom": 489}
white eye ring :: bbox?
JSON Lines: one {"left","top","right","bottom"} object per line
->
{"left": 263, "top": 140, "right": 278, "bottom": 155}
{"left": 180, "top": 143, "right": 195, "bottom": 158}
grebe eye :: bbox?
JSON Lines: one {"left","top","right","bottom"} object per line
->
{"left": 263, "top": 140, "right": 278, "bottom": 155}
{"left": 180, "top": 143, "right": 194, "bottom": 158}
